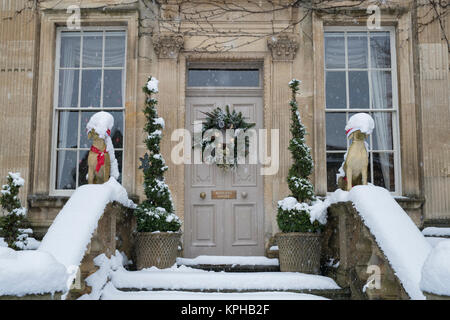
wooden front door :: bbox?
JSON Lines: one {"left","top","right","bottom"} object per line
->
{"left": 184, "top": 96, "right": 264, "bottom": 257}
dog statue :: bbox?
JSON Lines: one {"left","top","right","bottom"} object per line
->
{"left": 338, "top": 130, "right": 368, "bottom": 191}
{"left": 87, "top": 129, "right": 111, "bottom": 184}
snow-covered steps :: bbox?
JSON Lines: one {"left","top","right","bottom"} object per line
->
{"left": 176, "top": 256, "right": 280, "bottom": 272}
{"left": 101, "top": 283, "right": 329, "bottom": 300}
{"left": 422, "top": 227, "right": 450, "bottom": 238}
{"left": 110, "top": 265, "right": 349, "bottom": 299}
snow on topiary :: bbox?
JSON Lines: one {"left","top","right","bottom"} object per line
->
{"left": 0, "top": 172, "right": 28, "bottom": 250}
{"left": 134, "top": 76, "right": 182, "bottom": 233}
{"left": 276, "top": 80, "right": 325, "bottom": 233}
{"left": 86, "top": 111, "right": 120, "bottom": 180}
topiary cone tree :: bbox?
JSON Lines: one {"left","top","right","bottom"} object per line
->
{"left": 286, "top": 79, "right": 315, "bottom": 203}
{"left": 0, "top": 172, "right": 27, "bottom": 249}
{"left": 134, "top": 76, "right": 181, "bottom": 232}
{"left": 276, "top": 79, "right": 321, "bottom": 233}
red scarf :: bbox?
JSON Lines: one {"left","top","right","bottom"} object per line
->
{"left": 90, "top": 146, "right": 108, "bottom": 173}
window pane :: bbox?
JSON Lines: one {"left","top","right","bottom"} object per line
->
{"left": 349, "top": 71, "right": 369, "bottom": 109}
{"left": 57, "top": 111, "right": 78, "bottom": 148}
{"left": 56, "top": 150, "right": 77, "bottom": 189}
{"left": 370, "top": 32, "right": 391, "bottom": 68}
{"left": 326, "top": 113, "right": 347, "bottom": 151}
{"left": 373, "top": 152, "right": 395, "bottom": 191}
{"left": 327, "top": 153, "right": 345, "bottom": 192}
{"left": 58, "top": 70, "right": 79, "bottom": 107}
{"left": 82, "top": 32, "right": 103, "bottom": 67}
{"left": 103, "top": 70, "right": 123, "bottom": 108}
{"left": 348, "top": 33, "right": 368, "bottom": 68}
{"left": 115, "top": 150, "right": 123, "bottom": 183}
{"left": 81, "top": 70, "right": 101, "bottom": 107}
{"left": 105, "top": 32, "right": 126, "bottom": 67}
{"left": 370, "top": 71, "right": 392, "bottom": 109}
{"left": 60, "top": 33, "right": 80, "bottom": 68}
{"left": 371, "top": 112, "right": 393, "bottom": 150}
{"left": 110, "top": 111, "right": 124, "bottom": 148}
{"left": 187, "top": 69, "right": 259, "bottom": 87}
{"left": 80, "top": 111, "right": 96, "bottom": 148}
{"left": 326, "top": 71, "right": 346, "bottom": 109}
{"left": 325, "top": 33, "right": 345, "bottom": 69}
{"left": 78, "top": 150, "right": 89, "bottom": 187}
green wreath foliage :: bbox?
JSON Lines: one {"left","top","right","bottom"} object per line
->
{"left": 196, "top": 105, "right": 255, "bottom": 170}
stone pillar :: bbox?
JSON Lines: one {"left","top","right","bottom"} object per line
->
{"left": 267, "top": 33, "right": 299, "bottom": 233}
{"left": 152, "top": 34, "right": 184, "bottom": 218}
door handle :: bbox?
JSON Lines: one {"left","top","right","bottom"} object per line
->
{"left": 200, "top": 192, "right": 206, "bottom": 199}
{"left": 241, "top": 192, "right": 248, "bottom": 199}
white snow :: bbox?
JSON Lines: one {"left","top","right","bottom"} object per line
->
{"left": 111, "top": 266, "right": 340, "bottom": 292}
{"left": 100, "top": 283, "right": 328, "bottom": 300}
{"left": 269, "top": 246, "right": 279, "bottom": 251}
{"left": 422, "top": 227, "right": 450, "bottom": 237}
{"left": 153, "top": 117, "right": 165, "bottom": 129}
{"left": 0, "top": 236, "right": 41, "bottom": 250}
{"left": 78, "top": 250, "right": 126, "bottom": 300}
{"left": 85, "top": 111, "right": 119, "bottom": 180}
{"left": 345, "top": 112, "right": 375, "bottom": 137}
{"left": 177, "top": 256, "right": 279, "bottom": 266}
{"left": 146, "top": 76, "right": 159, "bottom": 93}
{"left": 0, "top": 247, "right": 67, "bottom": 297}
{"left": 38, "top": 178, "right": 134, "bottom": 271}
{"left": 420, "top": 240, "right": 450, "bottom": 296}
{"left": 8, "top": 172, "right": 25, "bottom": 187}
{"left": 425, "top": 237, "right": 449, "bottom": 247}
{"left": 277, "top": 197, "right": 328, "bottom": 225}
{"left": 348, "top": 185, "right": 432, "bottom": 300}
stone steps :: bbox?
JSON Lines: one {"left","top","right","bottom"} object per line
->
{"left": 176, "top": 264, "right": 280, "bottom": 272}
{"left": 115, "top": 287, "right": 351, "bottom": 300}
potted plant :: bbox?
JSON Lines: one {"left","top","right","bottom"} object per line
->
{"left": 134, "top": 76, "right": 182, "bottom": 270}
{"left": 275, "top": 79, "right": 325, "bottom": 274}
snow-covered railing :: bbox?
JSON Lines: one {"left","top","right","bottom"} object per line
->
{"left": 324, "top": 185, "right": 432, "bottom": 300}
{"left": 38, "top": 178, "right": 134, "bottom": 269}
{"left": 0, "top": 178, "right": 134, "bottom": 299}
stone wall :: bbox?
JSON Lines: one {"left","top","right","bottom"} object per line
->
{"left": 321, "top": 202, "right": 410, "bottom": 300}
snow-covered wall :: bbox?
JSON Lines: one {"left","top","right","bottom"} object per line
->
{"left": 38, "top": 178, "right": 134, "bottom": 269}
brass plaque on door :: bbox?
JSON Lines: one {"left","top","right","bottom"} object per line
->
{"left": 211, "top": 190, "right": 237, "bottom": 199}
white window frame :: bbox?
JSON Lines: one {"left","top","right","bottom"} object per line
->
{"left": 50, "top": 26, "right": 127, "bottom": 196}
{"left": 324, "top": 26, "right": 402, "bottom": 195}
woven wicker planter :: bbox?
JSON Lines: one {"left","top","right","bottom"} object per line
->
{"left": 276, "top": 232, "right": 321, "bottom": 274}
{"left": 135, "top": 232, "right": 181, "bottom": 270}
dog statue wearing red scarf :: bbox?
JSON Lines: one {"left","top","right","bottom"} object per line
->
{"left": 87, "top": 128, "right": 111, "bottom": 184}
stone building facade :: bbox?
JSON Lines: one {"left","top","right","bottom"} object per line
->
{"left": 0, "top": 0, "right": 448, "bottom": 255}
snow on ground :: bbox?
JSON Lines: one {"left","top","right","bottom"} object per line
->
{"left": 100, "top": 283, "right": 328, "bottom": 300}
{"left": 420, "top": 240, "right": 450, "bottom": 296}
{"left": 348, "top": 185, "right": 432, "bottom": 300}
{"left": 425, "top": 237, "right": 449, "bottom": 247}
{"left": 0, "top": 247, "right": 67, "bottom": 297}
{"left": 38, "top": 178, "right": 134, "bottom": 270}
{"left": 422, "top": 227, "right": 450, "bottom": 237}
{"left": 111, "top": 265, "right": 340, "bottom": 292}
{"left": 177, "top": 256, "right": 279, "bottom": 266}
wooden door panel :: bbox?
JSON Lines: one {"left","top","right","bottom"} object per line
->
{"left": 231, "top": 202, "right": 258, "bottom": 246}
{"left": 191, "top": 204, "right": 217, "bottom": 247}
